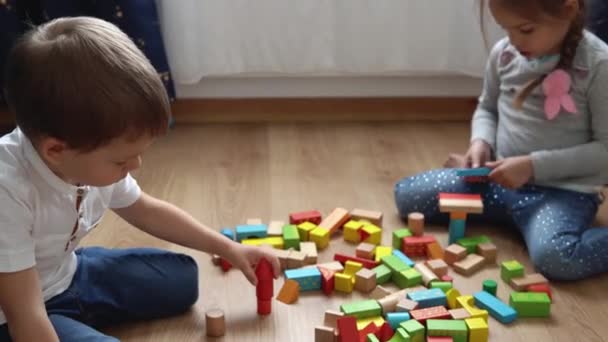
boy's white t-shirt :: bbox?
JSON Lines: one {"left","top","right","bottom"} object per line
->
{"left": 0, "top": 128, "right": 142, "bottom": 325}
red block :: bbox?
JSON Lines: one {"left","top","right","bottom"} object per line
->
{"left": 428, "top": 337, "right": 454, "bottom": 342}
{"left": 257, "top": 299, "right": 271, "bottom": 315}
{"left": 221, "top": 258, "right": 232, "bottom": 272}
{"left": 334, "top": 253, "right": 379, "bottom": 269}
{"left": 320, "top": 267, "right": 336, "bottom": 295}
{"left": 256, "top": 258, "right": 274, "bottom": 301}
{"left": 402, "top": 236, "right": 437, "bottom": 257}
{"left": 359, "top": 229, "right": 371, "bottom": 242}
{"left": 438, "top": 193, "right": 483, "bottom": 201}
{"left": 527, "top": 283, "right": 553, "bottom": 301}
{"left": 410, "top": 306, "right": 450, "bottom": 323}
{"left": 376, "top": 322, "right": 394, "bottom": 342}
{"left": 289, "top": 210, "right": 322, "bottom": 225}
{"left": 337, "top": 316, "right": 358, "bottom": 342}
{"left": 358, "top": 322, "right": 378, "bottom": 342}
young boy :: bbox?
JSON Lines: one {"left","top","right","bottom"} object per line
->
{"left": 0, "top": 17, "right": 280, "bottom": 341}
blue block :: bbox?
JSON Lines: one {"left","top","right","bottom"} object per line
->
{"left": 456, "top": 167, "right": 491, "bottom": 177}
{"left": 285, "top": 267, "right": 322, "bottom": 291}
{"left": 448, "top": 219, "right": 466, "bottom": 245}
{"left": 386, "top": 312, "right": 411, "bottom": 330}
{"left": 407, "top": 288, "right": 447, "bottom": 309}
{"left": 392, "top": 250, "right": 415, "bottom": 267}
{"left": 235, "top": 224, "right": 268, "bottom": 242}
{"left": 220, "top": 228, "right": 235, "bottom": 240}
{"left": 474, "top": 291, "right": 518, "bottom": 324}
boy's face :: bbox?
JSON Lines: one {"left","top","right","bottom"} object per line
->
{"left": 41, "top": 134, "right": 155, "bottom": 187}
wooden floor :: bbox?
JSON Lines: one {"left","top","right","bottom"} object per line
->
{"left": 80, "top": 122, "right": 608, "bottom": 342}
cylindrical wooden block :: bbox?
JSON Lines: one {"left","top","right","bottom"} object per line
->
{"left": 408, "top": 212, "right": 425, "bottom": 236}
{"left": 206, "top": 309, "right": 226, "bottom": 337}
{"left": 377, "top": 295, "right": 399, "bottom": 313}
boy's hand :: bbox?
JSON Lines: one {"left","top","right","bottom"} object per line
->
{"left": 465, "top": 139, "right": 493, "bottom": 168}
{"left": 486, "top": 156, "right": 534, "bottom": 189}
{"left": 224, "top": 244, "right": 281, "bottom": 286}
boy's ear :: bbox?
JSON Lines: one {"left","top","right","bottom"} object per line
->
{"left": 38, "top": 136, "right": 69, "bottom": 166}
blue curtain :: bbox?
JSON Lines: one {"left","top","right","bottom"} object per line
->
{"left": 0, "top": 0, "right": 175, "bottom": 107}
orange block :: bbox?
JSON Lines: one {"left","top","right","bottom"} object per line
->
{"left": 426, "top": 242, "right": 444, "bottom": 260}
{"left": 277, "top": 279, "right": 300, "bottom": 304}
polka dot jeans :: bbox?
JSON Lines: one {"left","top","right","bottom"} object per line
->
{"left": 394, "top": 168, "right": 607, "bottom": 281}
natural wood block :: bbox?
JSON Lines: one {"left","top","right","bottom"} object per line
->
{"left": 356, "top": 242, "right": 377, "bottom": 260}
{"left": 426, "top": 259, "right": 449, "bottom": 277}
{"left": 319, "top": 207, "right": 351, "bottom": 234}
{"left": 438, "top": 193, "right": 484, "bottom": 214}
{"left": 449, "top": 308, "right": 472, "bottom": 320}
{"left": 476, "top": 242, "right": 497, "bottom": 264}
{"left": 396, "top": 298, "right": 419, "bottom": 312}
{"left": 315, "top": 261, "right": 345, "bottom": 272}
{"left": 414, "top": 263, "right": 438, "bottom": 286}
{"left": 246, "top": 218, "right": 263, "bottom": 225}
{"left": 370, "top": 285, "right": 393, "bottom": 300}
{"left": 300, "top": 242, "right": 318, "bottom": 264}
{"left": 277, "top": 279, "right": 300, "bottom": 304}
{"left": 267, "top": 220, "right": 284, "bottom": 236}
{"left": 378, "top": 295, "right": 399, "bottom": 313}
{"left": 510, "top": 273, "right": 549, "bottom": 291}
{"left": 315, "top": 326, "right": 336, "bottom": 342}
{"left": 408, "top": 212, "right": 425, "bottom": 236}
{"left": 355, "top": 268, "right": 377, "bottom": 293}
{"left": 444, "top": 244, "right": 468, "bottom": 265}
{"left": 350, "top": 208, "right": 383, "bottom": 226}
{"left": 286, "top": 250, "right": 307, "bottom": 269}
{"left": 205, "top": 309, "right": 226, "bottom": 337}
{"left": 453, "top": 254, "right": 486, "bottom": 276}
{"left": 324, "top": 310, "right": 345, "bottom": 328}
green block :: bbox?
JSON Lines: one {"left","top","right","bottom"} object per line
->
{"left": 482, "top": 279, "right": 498, "bottom": 296}
{"left": 394, "top": 268, "right": 422, "bottom": 289}
{"left": 340, "top": 300, "right": 383, "bottom": 319}
{"left": 381, "top": 255, "right": 410, "bottom": 274}
{"left": 509, "top": 292, "right": 551, "bottom": 317}
{"left": 388, "top": 327, "right": 411, "bottom": 342}
{"left": 392, "top": 228, "right": 412, "bottom": 249}
{"left": 427, "top": 319, "right": 468, "bottom": 342}
{"left": 373, "top": 264, "right": 393, "bottom": 284}
{"left": 367, "top": 334, "right": 381, "bottom": 342}
{"left": 399, "top": 319, "right": 425, "bottom": 342}
{"left": 430, "top": 281, "right": 453, "bottom": 293}
{"left": 456, "top": 235, "right": 491, "bottom": 254}
{"left": 501, "top": 260, "right": 525, "bottom": 283}
{"left": 282, "top": 224, "right": 300, "bottom": 250}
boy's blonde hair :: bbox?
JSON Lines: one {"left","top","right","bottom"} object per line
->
{"left": 3, "top": 17, "right": 170, "bottom": 151}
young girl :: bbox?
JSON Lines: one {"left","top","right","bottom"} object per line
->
{"left": 395, "top": 0, "right": 608, "bottom": 281}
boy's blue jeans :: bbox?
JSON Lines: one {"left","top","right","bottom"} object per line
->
{"left": 0, "top": 247, "right": 199, "bottom": 341}
{"left": 394, "top": 169, "right": 608, "bottom": 281}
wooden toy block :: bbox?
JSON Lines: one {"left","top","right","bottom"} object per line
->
{"left": 399, "top": 319, "right": 425, "bottom": 342}
{"left": 438, "top": 193, "right": 483, "bottom": 214}
{"left": 344, "top": 260, "right": 364, "bottom": 276}
{"left": 310, "top": 227, "right": 331, "bottom": 249}
{"left": 274, "top": 249, "right": 290, "bottom": 270}
{"left": 509, "top": 292, "right": 551, "bottom": 317}
{"left": 255, "top": 258, "right": 274, "bottom": 315}
{"left": 426, "top": 242, "right": 444, "bottom": 260}
{"left": 297, "top": 221, "right": 318, "bottom": 241}
{"left": 474, "top": 290, "right": 518, "bottom": 324}
{"left": 235, "top": 224, "right": 268, "bottom": 242}
{"left": 350, "top": 208, "right": 383, "bottom": 226}
{"left": 205, "top": 309, "right": 226, "bottom": 337}
{"left": 372, "top": 264, "right": 392, "bottom": 285}
{"left": 392, "top": 229, "right": 413, "bottom": 250}
{"left": 289, "top": 210, "right": 322, "bottom": 225}
{"left": 355, "top": 316, "right": 386, "bottom": 330}
{"left": 441, "top": 275, "right": 454, "bottom": 282}
{"left": 382, "top": 255, "right": 410, "bottom": 274}
{"left": 429, "top": 281, "right": 453, "bottom": 293}
{"left": 242, "top": 236, "right": 284, "bottom": 249}
{"left": 510, "top": 273, "right": 548, "bottom": 291}
{"left": 388, "top": 327, "right": 410, "bottom": 342}
{"left": 482, "top": 280, "right": 497, "bottom": 296}
{"left": 282, "top": 224, "right": 300, "bottom": 250}
{"left": 211, "top": 254, "right": 221, "bottom": 266}
{"left": 501, "top": 260, "right": 525, "bottom": 283}
{"left": 344, "top": 220, "right": 364, "bottom": 243}
{"left": 378, "top": 295, "right": 400, "bottom": 314}
{"left": 377, "top": 322, "right": 395, "bottom": 341}
{"left": 386, "top": 312, "right": 411, "bottom": 330}
{"left": 456, "top": 295, "right": 489, "bottom": 322}
{"left": 456, "top": 235, "right": 492, "bottom": 254}
{"left": 286, "top": 250, "right": 307, "bottom": 269}
{"left": 450, "top": 211, "right": 467, "bottom": 220}
{"left": 359, "top": 323, "right": 379, "bottom": 342}
{"left": 396, "top": 298, "right": 419, "bottom": 312}
{"left": 456, "top": 167, "right": 491, "bottom": 177}
{"left": 427, "top": 338, "right": 454, "bottom": 342}
{"left": 320, "top": 267, "right": 336, "bottom": 295}
{"left": 527, "top": 283, "right": 553, "bottom": 301}
{"left": 370, "top": 285, "right": 393, "bottom": 300}
{"left": 361, "top": 224, "right": 382, "bottom": 245}
{"left": 355, "top": 268, "right": 377, "bottom": 293}
{"left": 277, "top": 279, "right": 300, "bottom": 304}
{"left": 357, "top": 242, "right": 377, "bottom": 260}
{"left": 374, "top": 246, "right": 393, "bottom": 262}
{"left": 315, "top": 326, "right": 337, "bottom": 342}
{"left": 427, "top": 319, "right": 468, "bottom": 342}
{"left": 453, "top": 254, "right": 485, "bottom": 276}
{"left": 465, "top": 317, "right": 489, "bottom": 342}
{"left": 335, "top": 253, "right": 379, "bottom": 269}
{"left": 407, "top": 288, "right": 447, "bottom": 308}
{"left": 408, "top": 212, "right": 425, "bottom": 236}
{"left": 246, "top": 218, "right": 263, "bottom": 225}
{"left": 285, "top": 267, "right": 322, "bottom": 291}
{"left": 426, "top": 259, "right": 448, "bottom": 277}
{"left": 300, "top": 241, "right": 318, "bottom": 264}
{"left": 324, "top": 310, "right": 345, "bottom": 328}
{"left": 367, "top": 333, "right": 380, "bottom": 342}
{"left": 446, "top": 289, "right": 461, "bottom": 309}
{"left": 410, "top": 306, "right": 450, "bottom": 323}
{"left": 414, "top": 263, "right": 438, "bottom": 286}
{"left": 392, "top": 250, "right": 415, "bottom": 267}
{"left": 220, "top": 258, "right": 232, "bottom": 272}
{"left": 220, "top": 228, "right": 235, "bottom": 240}
{"left": 449, "top": 308, "right": 471, "bottom": 320}
{"left": 476, "top": 242, "right": 497, "bottom": 264}
{"left": 448, "top": 219, "right": 466, "bottom": 245}
{"left": 319, "top": 207, "right": 351, "bottom": 235}
{"left": 337, "top": 316, "right": 358, "bottom": 342}
{"left": 335, "top": 273, "right": 355, "bottom": 293}
{"left": 341, "top": 299, "right": 383, "bottom": 319}
{"left": 266, "top": 220, "right": 284, "bottom": 236}
{"left": 394, "top": 268, "right": 423, "bottom": 289}
{"left": 402, "top": 235, "right": 436, "bottom": 257}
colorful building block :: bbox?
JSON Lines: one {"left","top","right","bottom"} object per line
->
{"left": 361, "top": 224, "right": 383, "bottom": 245}
{"left": 399, "top": 319, "right": 425, "bottom": 342}
{"left": 357, "top": 242, "right": 377, "bottom": 260}
{"left": 344, "top": 260, "right": 364, "bottom": 276}
{"left": 448, "top": 219, "right": 466, "bottom": 245}
{"left": 473, "top": 291, "right": 518, "bottom": 324}
{"left": 509, "top": 292, "right": 551, "bottom": 317}
{"left": 276, "top": 279, "right": 300, "bottom": 304}
{"left": 394, "top": 268, "right": 422, "bottom": 289}
{"left": 456, "top": 296, "right": 489, "bottom": 322}
{"left": 456, "top": 235, "right": 491, "bottom": 254}
{"left": 310, "top": 227, "right": 330, "bottom": 249}
{"left": 387, "top": 327, "right": 411, "bottom": 342}
{"left": 344, "top": 220, "right": 364, "bottom": 243}
{"left": 334, "top": 253, "right": 379, "bottom": 269}
{"left": 255, "top": 258, "right": 274, "bottom": 315}
{"left": 453, "top": 254, "right": 485, "bottom": 276}
{"left": 367, "top": 333, "right": 381, "bottom": 342}
{"left": 377, "top": 323, "right": 395, "bottom": 342}
{"left": 220, "top": 228, "right": 234, "bottom": 240}
{"left": 375, "top": 246, "right": 393, "bottom": 262}
{"left": 427, "top": 338, "right": 454, "bottom": 342}
{"left": 299, "top": 242, "right": 318, "bottom": 264}
{"left": 465, "top": 317, "right": 489, "bottom": 342}
{"left": 446, "top": 289, "right": 461, "bottom": 309}
{"left": 403, "top": 236, "right": 436, "bottom": 257}
{"left": 289, "top": 210, "right": 322, "bottom": 225}
{"left": 414, "top": 263, "right": 439, "bottom": 286}
{"left": 350, "top": 208, "right": 383, "bottom": 226}
{"left": 355, "top": 268, "right": 377, "bottom": 293}
{"left": 482, "top": 280, "right": 498, "bottom": 296}
{"left": 241, "top": 236, "right": 284, "bottom": 249}
{"left": 501, "top": 260, "right": 525, "bottom": 283}
{"left": 359, "top": 324, "right": 379, "bottom": 342}
{"left": 527, "top": 283, "right": 553, "bottom": 301}
{"left": 297, "top": 221, "right": 317, "bottom": 241}
{"left": 386, "top": 312, "right": 411, "bottom": 330}
{"left": 373, "top": 264, "right": 393, "bottom": 284}
{"left": 410, "top": 306, "right": 451, "bottom": 323}
{"left": 392, "top": 250, "right": 415, "bottom": 267}
{"left": 335, "top": 273, "right": 355, "bottom": 293}
{"left": 282, "top": 224, "right": 300, "bottom": 250}
{"left": 426, "top": 242, "right": 445, "bottom": 260}
{"left": 337, "top": 316, "right": 358, "bottom": 342}
{"left": 320, "top": 267, "right": 336, "bottom": 295}
{"left": 449, "top": 308, "right": 471, "bottom": 320}
{"left": 430, "top": 281, "right": 453, "bottom": 293}
{"left": 235, "top": 224, "right": 267, "bottom": 242}
{"left": 284, "top": 267, "right": 321, "bottom": 291}
{"left": 456, "top": 167, "right": 491, "bottom": 177}
{"left": 407, "top": 288, "right": 447, "bottom": 308}
{"left": 444, "top": 244, "right": 467, "bottom": 265}
{"left": 319, "top": 207, "right": 351, "bottom": 235}
{"left": 356, "top": 316, "right": 386, "bottom": 330}
{"left": 341, "top": 300, "right": 383, "bottom": 319}
{"left": 408, "top": 212, "right": 425, "bottom": 236}
{"left": 476, "top": 242, "right": 497, "bottom": 263}
{"left": 509, "top": 273, "right": 548, "bottom": 291}
{"left": 427, "top": 319, "right": 468, "bottom": 342}
{"left": 438, "top": 193, "right": 484, "bottom": 214}
{"left": 382, "top": 255, "right": 410, "bottom": 274}
{"left": 393, "top": 229, "right": 413, "bottom": 250}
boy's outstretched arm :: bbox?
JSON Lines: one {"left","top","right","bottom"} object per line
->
{"left": 113, "top": 192, "right": 281, "bottom": 285}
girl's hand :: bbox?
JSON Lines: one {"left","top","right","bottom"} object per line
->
{"left": 486, "top": 156, "right": 534, "bottom": 189}
{"left": 465, "top": 139, "right": 493, "bottom": 168}
{"left": 223, "top": 244, "right": 281, "bottom": 286}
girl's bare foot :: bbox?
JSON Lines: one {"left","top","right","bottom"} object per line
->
{"left": 444, "top": 153, "right": 467, "bottom": 168}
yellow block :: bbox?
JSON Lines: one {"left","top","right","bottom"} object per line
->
{"left": 297, "top": 221, "right": 317, "bottom": 241}
{"left": 310, "top": 227, "right": 330, "bottom": 249}
{"left": 334, "top": 273, "right": 354, "bottom": 293}
{"left": 241, "top": 236, "right": 285, "bottom": 249}
{"left": 374, "top": 246, "right": 393, "bottom": 262}
{"left": 356, "top": 316, "right": 385, "bottom": 330}
{"left": 456, "top": 295, "right": 489, "bottom": 322}
{"left": 446, "top": 288, "right": 461, "bottom": 309}
{"left": 344, "top": 261, "right": 363, "bottom": 276}
{"left": 362, "top": 224, "right": 382, "bottom": 245}
{"left": 344, "top": 220, "right": 364, "bottom": 243}
{"left": 466, "top": 317, "right": 489, "bottom": 342}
